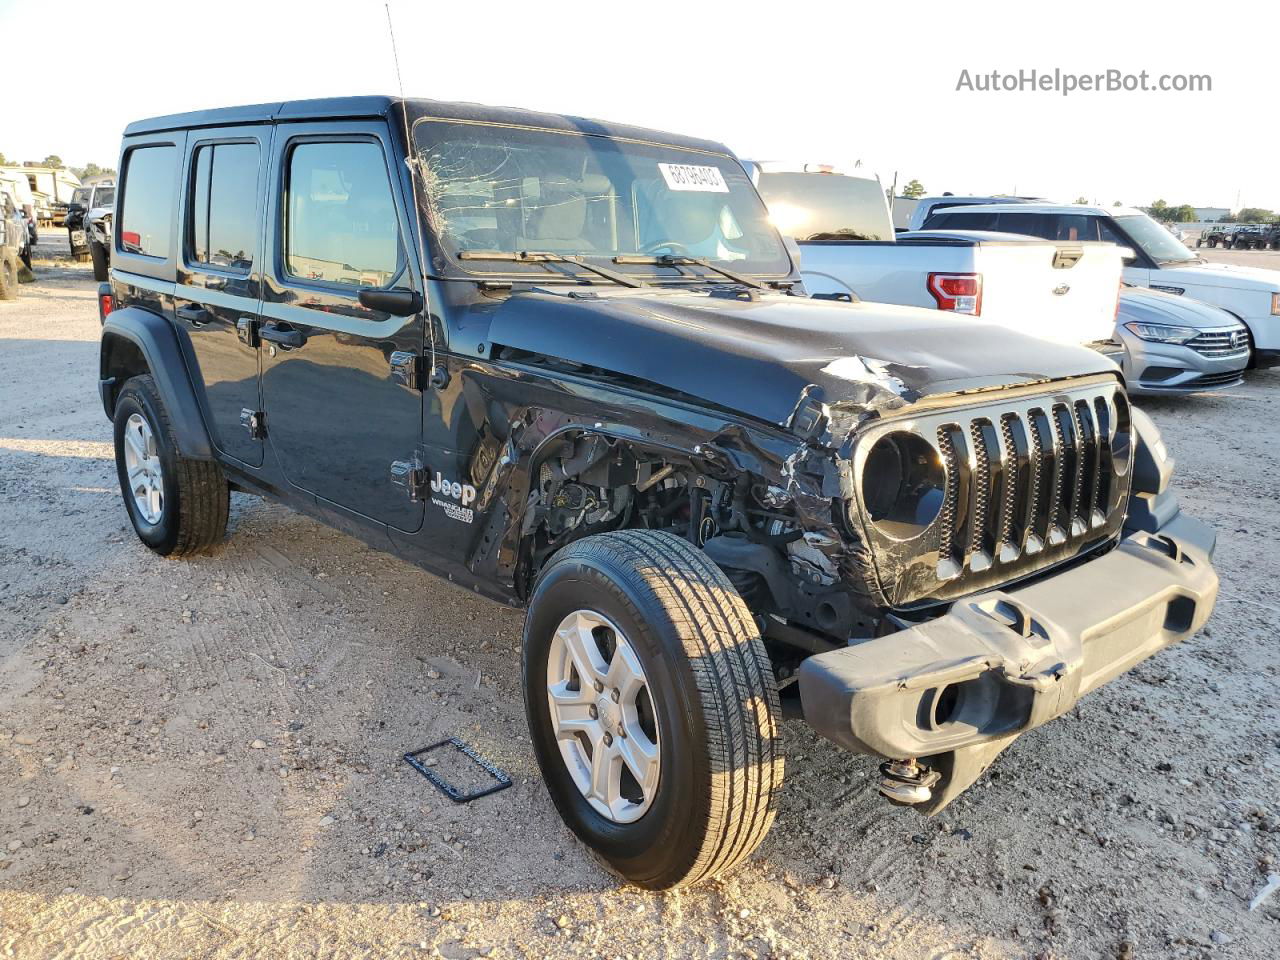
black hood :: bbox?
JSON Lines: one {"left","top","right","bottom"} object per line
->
{"left": 481, "top": 288, "right": 1118, "bottom": 429}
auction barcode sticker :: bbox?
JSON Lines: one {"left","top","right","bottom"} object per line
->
{"left": 658, "top": 163, "right": 730, "bottom": 193}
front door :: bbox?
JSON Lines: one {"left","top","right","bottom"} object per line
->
{"left": 259, "top": 124, "right": 425, "bottom": 533}
{"left": 174, "top": 128, "right": 270, "bottom": 466}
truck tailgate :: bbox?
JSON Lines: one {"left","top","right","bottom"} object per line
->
{"left": 970, "top": 239, "right": 1122, "bottom": 344}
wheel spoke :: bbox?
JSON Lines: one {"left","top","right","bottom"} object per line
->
{"left": 148, "top": 485, "right": 163, "bottom": 520}
{"left": 547, "top": 685, "right": 597, "bottom": 739}
{"left": 617, "top": 731, "right": 659, "bottom": 799}
{"left": 126, "top": 428, "right": 146, "bottom": 463}
{"left": 606, "top": 641, "right": 646, "bottom": 702}
{"left": 588, "top": 734, "right": 619, "bottom": 807}
{"left": 557, "top": 613, "right": 608, "bottom": 686}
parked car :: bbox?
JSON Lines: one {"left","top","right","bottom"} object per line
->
{"left": 905, "top": 194, "right": 1045, "bottom": 231}
{"left": 750, "top": 166, "right": 1122, "bottom": 346}
{"left": 1227, "top": 224, "right": 1268, "bottom": 250}
{"left": 65, "top": 181, "right": 114, "bottom": 262}
{"left": 0, "top": 181, "right": 33, "bottom": 269}
{"left": 922, "top": 203, "right": 1280, "bottom": 366}
{"left": 0, "top": 188, "right": 26, "bottom": 298}
{"left": 100, "top": 96, "right": 1218, "bottom": 889}
{"left": 1197, "top": 225, "right": 1233, "bottom": 248}
{"left": 84, "top": 183, "right": 115, "bottom": 281}
{"left": 1261, "top": 224, "right": 1280, "bottom": 251}
{"left": 1116, "top": 287, "right": 1249, "bottom": 395}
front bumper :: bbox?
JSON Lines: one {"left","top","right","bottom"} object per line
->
{"left": 1119, "top": 333, "right": 1248, "bottom": 395}
{"left": 798, "top": 510, "right": 1218, "bottom": 812}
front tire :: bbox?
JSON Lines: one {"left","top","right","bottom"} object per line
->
{"left": 523, "top": 530, "right": 783, "bottom": 889}
{"left": 0, "top": 252, "right": 17, "bottom": 300}
{"left": 112, "top": 374, "right": 229, "bottom": 555}
{"left": 89, "top": 240, "right": 109, "bottom": 281}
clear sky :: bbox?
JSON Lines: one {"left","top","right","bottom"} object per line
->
{"left": 4, "top": 0, "right": 1276, "bottom": 210}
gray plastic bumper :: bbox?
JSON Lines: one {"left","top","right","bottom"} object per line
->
{"left": 798, "top": 510, "right": 1218, "bottom": 811}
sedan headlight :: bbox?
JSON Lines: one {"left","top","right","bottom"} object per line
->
{"left": 1123, "top": 321, "right": 1198, "bottom": 344}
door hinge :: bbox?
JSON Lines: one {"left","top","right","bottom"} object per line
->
{"left": 240, "top": 408, "right": 267, "bottom": 440}
{"left": 390, "top": 351, "right": 450, "bottom": 391}
{"left": 236, "top": 317, "right": 260, "bottom": 347}
{"left": 390, "top": 453, "right": 428, "bottom": 502}
{"left": 389, "top": 351, "right": 425, "bottom": 390}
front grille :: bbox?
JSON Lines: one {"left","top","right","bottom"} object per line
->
{"left": 1187, "top": 327, "right": 1250, "bottom": 358}
{"left": 853, "top": 377, "right": 1131, "bottom": 609}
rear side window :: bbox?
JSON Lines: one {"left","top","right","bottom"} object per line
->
{"left": 284, "top": 141, "right": 401, "bottom": 287}
{"left": 189, "top": 142, "right": 260, "bottom": 273}
{"left": 927, "top": 211, "right": 998, "bottom": 231}
{"left": 119, "top": 145, "right": 178, "bottom": 258}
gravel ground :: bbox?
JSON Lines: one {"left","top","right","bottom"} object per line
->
{"left": 1, "top": 249, "right": 1278, "bottom": 959}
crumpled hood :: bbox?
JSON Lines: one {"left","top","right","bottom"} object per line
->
{"left": 481, "top": 288, "right": 1118, "bottom": 430}
{"left": 1155, "top": 261, "right": 1280, "bottom": 293}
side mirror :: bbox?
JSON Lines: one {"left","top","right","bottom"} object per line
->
{"left": 359, "top": 287, "right": 422, "bottom": 316}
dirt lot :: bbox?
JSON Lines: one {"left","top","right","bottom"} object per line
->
{"left": 1, "top": 248, "right": 1278, "bottom": 959}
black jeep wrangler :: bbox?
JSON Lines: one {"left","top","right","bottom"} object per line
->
{"left": 98, "top": 97, "right": 1219, "bottom": 889}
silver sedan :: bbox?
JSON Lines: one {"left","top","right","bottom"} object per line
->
{"left": 1116, "top": 287, "right": 1250, "bottom": 396}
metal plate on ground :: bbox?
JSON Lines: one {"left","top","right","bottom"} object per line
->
{"left": 403, "top": 737, "right": 513, "bottom": 803}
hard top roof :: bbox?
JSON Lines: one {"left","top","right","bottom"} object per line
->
{"left": 930, "top": 202, "right": 1146, "bottom": 218}
{"left": 123, "top": 95, "right": 732, "bottom": 155}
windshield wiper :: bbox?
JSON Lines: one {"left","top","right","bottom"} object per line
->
{"left": 457, "top": 250, "right": 644, "bottom": 288}
{"left": 613, "top": 254, "right": 764, "bottom": 290}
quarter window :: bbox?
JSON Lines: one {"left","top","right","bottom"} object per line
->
{"left": 189, "top": 143, "right": 260, "bottom": 273}
{"left": 118, "top": 145, "right": 178, "bottom": 258}
{"left": 284, "top": 141, "right": 401, "bottom": 287}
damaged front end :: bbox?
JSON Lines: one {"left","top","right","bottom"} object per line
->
{"left": 435, "top": 284, "right": 1216, "bottom": 814}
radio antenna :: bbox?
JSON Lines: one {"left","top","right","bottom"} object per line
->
{"left": 384, "top": 1, "right": 438, "bottom": 380}
{"left": 385, "top": 2, "right": 406, "bottom": 99}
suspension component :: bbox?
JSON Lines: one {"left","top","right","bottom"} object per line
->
{"left": 878, "top": 758, "right": 940, "bottom": 806}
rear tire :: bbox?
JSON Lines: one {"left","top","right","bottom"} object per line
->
{"left": 523, "top": 530, "right": 783, "bottom": 889}
{"left": 112, "top": 374, "right": 229, "bottom": 556}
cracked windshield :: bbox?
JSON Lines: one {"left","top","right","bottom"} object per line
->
{"left": 415, "top": 120, "right": 789, "bottom": 279}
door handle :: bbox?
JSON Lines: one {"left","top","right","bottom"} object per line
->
{"left": 260, "top": 322, "right": 305, "bottom": 350}
{"left": 176, "top": 304, "right": 212, "bottom": 326}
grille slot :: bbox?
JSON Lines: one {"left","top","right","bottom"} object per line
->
{"left": 1186, "top": 328, "right": 1250, "bottom": 358}
{"left": 928, "top": 388, "right": 1124, "bottom": 584}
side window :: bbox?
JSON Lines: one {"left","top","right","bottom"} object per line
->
{"left": 189, "top": 142, "right": 260, "bottom": 273}
{"left": 1097, "top": 219, "right": 1128, "bottom": 246}
{"left": 992, "top": 212, "right": 1049, "bottom": 239}
{"left": 1044, "top": 214, "right": 1098, "bottom": 242}
{"left": 118, "top": 145, "right": 178, "bottom": 258}
{"left": 928, "top": 211, "right": 997, "bottom": 231}
{"left": 284, "top": 141, "right": 401, "bottom": 288}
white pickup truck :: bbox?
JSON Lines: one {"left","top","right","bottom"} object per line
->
{"left": 747, "top": 165, "right": 1124, "bottom": 347}
{"left": 918, "top": 202, "right": 1280, "bottom": 367}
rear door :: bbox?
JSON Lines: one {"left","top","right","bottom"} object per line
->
{"left": 258, "top": 122, "right": 425, "bottom": 533}
{"left": 174, "top": 127, "right": 270, "bottom": 466}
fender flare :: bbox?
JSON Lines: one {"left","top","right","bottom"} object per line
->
{"left": 100, "top": 306, "right": 214, "bottom": 460}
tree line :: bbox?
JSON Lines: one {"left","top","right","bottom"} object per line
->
{"left": 1146, "top": 199, "right": 1275, "bottom": 224}
{"left": 0, "top": 152, "right": 117, "bottom": 181}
